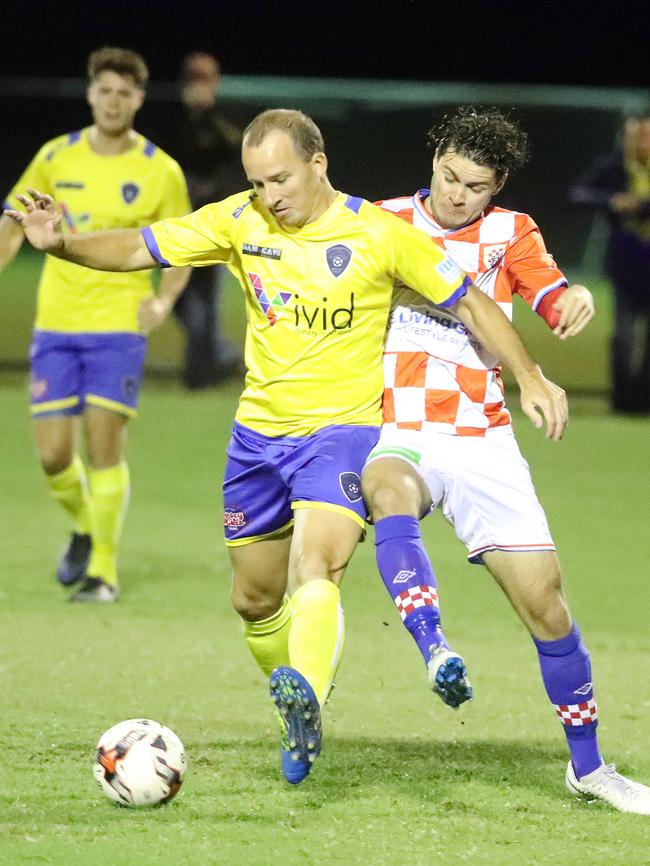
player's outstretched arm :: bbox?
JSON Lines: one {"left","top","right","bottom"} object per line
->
{"left": 453, "top": 284, "right": 568, "bottom": 440}
{"left": 551, "top": 284, "right": 595, "bottom": 339}
{"left": 5, "top": 189, "right": 155, "bottom": 272}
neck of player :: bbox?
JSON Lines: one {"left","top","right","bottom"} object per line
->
{"left": 89, "top": 126, "right": 138, "bottom": 156}
{"left": 305, "top": 182, "right": 337, "bottom": 226}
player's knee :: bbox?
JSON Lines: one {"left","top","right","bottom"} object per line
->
{"left": 230, "top": 584, "right": 281, "bottom": 622}
{"left": 39, "top": 448, "right": 74, "bottom": 476}
{"left": 293, "top": 549, "right": 345, "bottom": 587}
{"left": 361, "top": 461, "right": 422, "bottom": 521}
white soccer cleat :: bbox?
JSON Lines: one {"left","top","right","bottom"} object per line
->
{"left": 566, "top": 761, "right": 650, "bottom": 815}
{"left": 426, "top": 645, "right": 473, "bottom": 709}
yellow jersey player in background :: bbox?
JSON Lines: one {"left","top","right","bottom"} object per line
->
{"left": 0, "top": 47, "right": 190, "bottom": 602}
{"left": 8, "top": 109, "right": 567, "bottom": 783}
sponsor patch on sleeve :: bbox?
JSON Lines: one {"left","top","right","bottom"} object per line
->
{"left": 435, "top": 256, "right": 464, "bottom": 284}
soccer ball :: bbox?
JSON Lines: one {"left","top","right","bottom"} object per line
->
{"left": 93, "top": 718, "right": 186, "bottom": 807}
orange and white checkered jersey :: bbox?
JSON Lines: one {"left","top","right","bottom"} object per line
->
{"left": 376, "top": 190, "right": 567, "bottom": 437}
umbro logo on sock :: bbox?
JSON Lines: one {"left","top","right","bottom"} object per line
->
{"left": 393, "top": 569, "right": 417, "bottom": 584}
{"left": 573, "top": 682, "right": 593, "bottom": 695}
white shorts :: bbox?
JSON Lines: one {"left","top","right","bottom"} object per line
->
{"left": 366, "top": 426, "right": 555, "bottom": 564}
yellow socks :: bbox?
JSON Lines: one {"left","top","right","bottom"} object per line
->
{"left": 243, "top": 595, "right": 293, "bottom": 676}
{"left": 86, "top": 462, "right": 130, "bottom": 586}
{"left": 45, "top": 454, "right": 92, "bottom": 534}
{"left": 289, "top": 579, "right": 345, "bottom": 707}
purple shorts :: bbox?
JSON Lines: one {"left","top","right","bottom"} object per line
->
{"left": 223, "top": 421, "right": 380, "bottom": 545}
{"left": 30, "top": 330, "right": 147, "bottom": 418}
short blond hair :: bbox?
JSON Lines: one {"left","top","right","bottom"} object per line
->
{"left": 243, "top": 109, "right": 324, "bottom": 161}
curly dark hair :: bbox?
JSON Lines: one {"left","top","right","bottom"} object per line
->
{"left": 427, "top": 107, "right": 530, "bottom": 181}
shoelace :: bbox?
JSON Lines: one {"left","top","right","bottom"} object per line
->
{"left": 593, "top": 764, "right": 641, "bottom": 801}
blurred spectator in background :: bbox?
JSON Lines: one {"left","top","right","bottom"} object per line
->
{"left": 570, "top": 110, "right": 650, "bottom": 414}
{"left": 167, "top": 51, "right": 244, "bottom": 389}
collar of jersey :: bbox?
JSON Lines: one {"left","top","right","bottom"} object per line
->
{"left": 277, "top": 191, "right": 346, "bottom": 235}
{"left": 412, "top": 188, "right": 493, "bottom": 237}
{"left": 82, "top": 126, "right": 145, "bottom": 160}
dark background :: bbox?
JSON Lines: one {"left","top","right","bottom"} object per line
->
{"left": 2, "top": 0, "right": 649, "bottom": 87}
{"left": 2, "top": 0, "right": 648, "bottom": 269}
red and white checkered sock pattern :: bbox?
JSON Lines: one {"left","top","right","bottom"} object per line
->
{"left": 394, "top": 585, "right": 439, "bottom": 621}
{"left": 555, "top": 697, "right": 598, "bottom": 726}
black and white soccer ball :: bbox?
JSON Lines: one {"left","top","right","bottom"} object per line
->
{"left": 93, "top": 718, "right": 186, "bottom": 807}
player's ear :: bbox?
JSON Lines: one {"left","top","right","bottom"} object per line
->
{"left": 494, "top": 173, "right": 507, "bottom": 195}
{"left": 312, "top": 151, "right": 328, "bottom": 179}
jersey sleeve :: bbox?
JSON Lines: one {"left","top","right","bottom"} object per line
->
{"left": 142, "top": 199, "right": 235, "bottom": 268}
{"left": 380, "top": 208, "right": 471, "bottom": 307}
{"left": 3, "top": 140, "right": 56, "bottom": 209}
{"left": 504, "top": 216, "right": 567, "bottom": 322}
{"left": 155, "top": 159, "right": 192, "bottom": 221}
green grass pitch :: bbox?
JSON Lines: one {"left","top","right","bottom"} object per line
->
{"left": 1, "top": 252, "right": 649, "bottom": 864}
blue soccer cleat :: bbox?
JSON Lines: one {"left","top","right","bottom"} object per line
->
{"left": 56, "top": 532, "right": 92, "bottom": 586}
{"left": 427, "top": 646, "right": 474, "bottom": 709}
{"left": 270, "top": 666, "right": 321, "bottom": 785}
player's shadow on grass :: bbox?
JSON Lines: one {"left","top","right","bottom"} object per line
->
{"left": 198, "top": 735, "right": 567, "bottom": 805}
{"left": 321, "top": 736, "right": 566, "bottom": 795}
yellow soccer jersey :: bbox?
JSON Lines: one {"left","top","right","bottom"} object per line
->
{"left": 5, "top": 128, "right": 190, "bottom": 332}
{"left": 143, "top": 190, "right": 470, "bottom": 436}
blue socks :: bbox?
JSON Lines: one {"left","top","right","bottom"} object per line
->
{"left": 375, "top": 515, "right": 603, "bottom": 780}
{"left": 374, "top": 515, "right": 448, "bottom": 663}
{"left": 534, "top": 623, "right": 603, "bottom": 778}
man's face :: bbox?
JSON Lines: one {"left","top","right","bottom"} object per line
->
{"left": 242, "top": 130, "right": 327, "bottom": 228}
{"left": 87, "top": 70, "right": 145, "bottom": 137}
{"left": 182, "top": 56, "right": 221, "bottom": 109}
{"left": 428, "top": 149, "right": 503, "bottom": 229}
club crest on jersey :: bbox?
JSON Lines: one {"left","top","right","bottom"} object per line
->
{"left": 339, "top": 472, "right": 362, "bottom": 502}
{"left": 482, "top": 244, "right": 507, "bottom": 270}
{"left": 249, "top": 272, "right": 292, "bottom": 326}
{"left": 121, "top": 183, "right": 140, "bottom": 204}
{"left": 326, "top": 244, "right": 352, "bottom": 277}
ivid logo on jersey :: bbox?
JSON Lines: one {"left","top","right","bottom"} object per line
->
{"left": 293, "top": 292, "right": 355, "bottom": 330}
{"left": 339, "top": 472, "right": 362, "bottom": 502}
